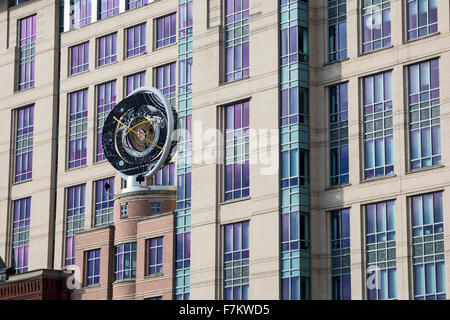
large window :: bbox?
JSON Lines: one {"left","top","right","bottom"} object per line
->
{"left": 407, "top": 0, "right": 438, "bottom": 40}
{"left": 115, "top": 242, "right": 137, "bottom": 281}
{"left": 15, "top": 105, "right": 34, "bottom": 183}
{"left": 127, "top": 0, "right": 148, "bottom": 10}
{"left": 225, "top": 0, "right": 250, "bottom": 82}
{"left": 86, "top": 249, "right": 100, "bottom": 286}
{"left": 126, "top": 71, "right": 146, "bottom": 95}
{"left": 224, "top": 221, "right": 249, "bottom": 300}
{"left": 155, "top": 62, "right": 176, "bottom": 106}
{"left": 18, "top": 15, "right": 36, "bottom": 91}
{"left": 12, "top": 197, "right": 31, "bottom": 274}
{"left": 362, "top": 0, "right": 391, "bottom": 53}
{"left": 68, "top": 89, "right": 88, "bottom": 169}
{"left": 154, "top": 162, "right": 176, "bottom": 186}
{"left": 95, "top": 177, "right": 114, "bottom": 227}
{"left": 225, "top": 102, "right": 250, "bottom": 201}
{"left": 97, "top": 33, "right": 117, "bottom": 67}
{"left": 72, "top": 0, "right": 92, "bottom": 29}
{"left": 126, "top": 23, "right": 146, "bottom": 58}
{"left": 99, "top": 0, "right": 119, "bottom": 19}
{"left": 328, "top": 0, "right": 347, "bottom": 61}
{"left": 412, "top": 192, "right": 446, "bottom": 300}
{"left": 96, "top": 81, "right": 116, "bottom": 162}
{"left": 70, "top": 42, "right": 89, "bottom": 75}
{"left": 148, "top": 237, "right": 163, "bottom": 275}
{"left": 331, "top": 209, "right": 351, "bottom": 300}
{"left": 156, "top": 13, "right": 176, "bottom": 49}
{"left": 66, "top": 184, "right": 86, "bottom": 266}
{"left": 409, "top": 59, "right": 440, "bottom": 170}
{"left": 363, "top": 71, "right": 393, "bottom": 179}
{"left": 329, "top": 83, "right": 348, "bottom": 186}
{"left": 366, "top": 200, "right": 397, "bottom": 300}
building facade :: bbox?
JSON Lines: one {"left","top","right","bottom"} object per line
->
{"left": 0, "top": 0, "right": 450, "bottom": 300}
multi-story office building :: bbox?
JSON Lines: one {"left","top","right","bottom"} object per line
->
{"left": 1, "top": 0, "right": 450, "bottom": 300}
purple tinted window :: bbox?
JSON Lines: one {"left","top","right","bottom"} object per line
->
{"left": 15, "top": 105, "right": 34, "bottom": 182}
{"left": 18, "top": 15, "right": 36, "bottom": 91}
{"left": 98, "top": 33, "right": 117, "bottom": 67}
{"left": 156, "top": 13, "right": 177, "bottom": 48}
{"left": 329, "top": 83, "right": 349, "bottom": 185}
{"left": 99, "top": 0, "right": 119, "bottom": 19}
{"left": 331, "top": 209, "right": 351, "bottom": 300}
{"left": 407, "top": 0, "right": 438, "bottom": 40}
{"left": 97, "top": 81, "right": 116, "bottom": 161}
{"left": 362, "top": 0, "right": 391, "bottom": 53}
{"left": 156, "top": 62, "right": 176, "bottom": 106}
{"left": 72, "top": 0, "right": 92, "bottom": 29}
{"left": 66, "top": 184, "right": 86, "bottom": 266}
{"left": 224, "top": 221, "right": 249, "bottom": 300}
{"left": 70, "top": 42, "right": 89, "bottom": 75}
{"left": 363, "top": 71, "right": 394, "bottom": 179}
{"left": 281, "top": 26, "right": 308, "bottom": 66}
{"left": 127, "top": 23, "right": 146, "bottom": 58}
{"left": 148, "top": 237, "right": 163, "bottom": 275}
{"left": 366, "top": 201, "right": 397, "bottom": 300}
{"left": 155, "top": 162, "right": 176, "bottom": 186}
{"left": 409, "top": 59, "right": 440, "bottom": 170}
{"left": 68, "top": 89, "right": 88, "bottom": 169}
{"left": 95, "top": 177, "right": 114, "bottom": 227}
{"left": 225, "top": 0, "right": 250, "bottom": 82}
{"left": 328, "top": 0, "right": 347, "bottom": 61}
{"left": 225, "top": 102, "right": 250, "bottom": 201}
{"left": 126, "top": 71, "right": 146, "bottom": 95}
{"left": 86, "top": 249, "right": 100, "bottom": 286}
{"left": 411, "top": 192, "right": 446, "bottom": 300}
{"left": 115, "top": 242, "right": 137, "bottom": 280}
{"left": 127, "top": 0, "right": 148, "bottom": 10}
{"left": 12, "top": 197, "right": 31, "bottom": 273}
{"left": 178, "top": 1, "right": 193, "bottom": 38}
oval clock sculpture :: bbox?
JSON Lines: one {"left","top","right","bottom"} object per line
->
{"left": 102, "top": 87, "right": 177, "bottom": 180}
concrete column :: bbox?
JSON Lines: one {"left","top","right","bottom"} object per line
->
{"left": 119, "top": 0, "right": 126, "bottom": 13}
{"left": 91, "top": 0, "right": 98, "bottom": 24}
{"left": 350, "top": 202, "right": 363, "bottom": 299}
{"left": 64, "top": 0, "right": 71, "bottom": 32}
{"left": 395, "top": 193, "right": 410, "bottom": 300}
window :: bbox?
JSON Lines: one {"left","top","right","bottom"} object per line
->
{"left": 15, "top": 105, "right": 34, "bottom": 183}
{"left": 363, "top": 71, "right": 393, "bottom": 179}
{"left": 155, "top": 62, "right": 176, "bottom": 106}
{"left": 70, "top": 42, "right": 89, "bottom": 75}
{"left": 362, "top": 0, "right": 391, "bottom": 53}
{"left": 409, "top": 59, "right": 440, "bottom": 170}
{"left": 328, "top": 0, "right": 347, "bottom": 61}
{"left": 154, "top": 163, "right": 176, "bottom": 186}
{"left": 127, "top": 0, "right": 148, "bottom": 10}
{"left": 97, "top": 33, "right": 117, "bottom": 67}
{"left": 331, "top": 209, "right": 351, "bottom": 300}
{"left": 407, "top": 0, "right": 438, "bottom": 40}
{"left": 126, "top": 71, "right": 146, "bottom": 96}
{"left": 120, "top": 203, "right": 128, "bottom": 218}
{"left": 126, "top": 23, "right": 146, "bottom": 58}
{"left": 150, "top": 201, "right": 162, "bottom": 214}
{"left": 66, "top": 184, "right": 86, "bottom": 265}
{"left": 224, "top": 221, "right": 249, "bottom": 300}
{"left": 18, "top": 15, "right": 36, "bottom": 91}
{"left": 115, "top": 242, "right": 137, "bottom": 281}
{"left": 281, "top": 25, "right": 308, "bottom": 66}
{"left": 96, "top": 81, "right": 116, "bottom": 161}
{"left": 175, "top": 231, "right": 191, "bottom": 300}
{"left": 148, "top": 237, "right": 163, "bottom": 275}
{"left": 95, "top": 178, "right": 114, "bottom": 227}
{"left": 72, "top": 0, "right": 92, "bottom": 29}
{"left": 412, "top": 192, "right": 446, "bottom": 300}
{"left": 156, "top": 13, "right": 176, "bottom": 48}
{"left": 86, "top": 249, "right": 100, "bottom": 286}
{"left": 366, "top": 200, "right": 397, "bottom": 300}
{"left": 225, "top": 102, "right": 250, "bottom": 201}
{"left": 225, "top": 0, "right": 249, "bottom": 82}
{"left": 145, "top": 296, "right": 162, "bottom": 300}
{"left": 12, "top": 197, "right": 31, "bottom": 274}
{"left": 99, "top": 0, "right": 119, "bottom": 19}
{"left": 68, "top": 89, "right": 88, "bottom": 169}
{"left": 329, "top": 83, "right": 348, "bottom": 186}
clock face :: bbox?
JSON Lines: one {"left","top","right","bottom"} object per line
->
{"left": 102, "top": 90, "right": 177, "bottom": 177}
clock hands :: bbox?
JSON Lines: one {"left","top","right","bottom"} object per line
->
{"left": 113, "top": 116, "right": 164, "bottom": 151}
